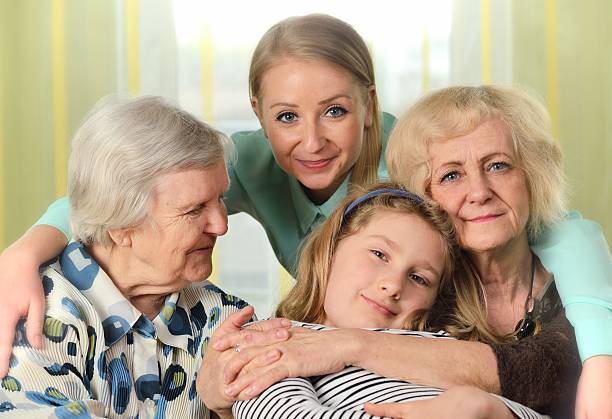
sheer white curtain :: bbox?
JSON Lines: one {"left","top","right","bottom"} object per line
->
{"left": 129, "top": 0, "right": 512, "bottom": 317}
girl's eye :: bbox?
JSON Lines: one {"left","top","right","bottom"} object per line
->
{"left": 370, "top": 249, "right": 388, "bottom": 262}
{"left": 488, "top": 161, "right": 510, "bottom": 172}
{"left": 409, "top": 273, "right": 427, "bottom": 286}
{"left": 276, "top": 111, "right": 298, "bottom": 123}
{"left": 440, "top": 171, "right": 460, "bottom": 183}
{"left": 325, "top": 106, "right": 347, "bottom": 118}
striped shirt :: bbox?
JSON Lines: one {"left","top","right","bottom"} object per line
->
{"left": 0, "top": 241, "right": 248, "bottom": 418}
{"left": 233, "top": 323, "right": 547, "bottom": 419}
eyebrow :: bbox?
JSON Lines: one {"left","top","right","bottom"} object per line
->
{"left": 434, "top": 151, "right": 513, "bottom": 171}
{"left": 269, "top": 94, "right": 353, "bottom": 110}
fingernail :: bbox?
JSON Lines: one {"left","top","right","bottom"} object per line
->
{"left": 280, "top": 319, "right": 292, "bottom": 327}
{"left": 276, "top": 329, "right": 288, "bottom": 339}
{"left": 225, "top": 385, "right": 238, "bottom": 397}
{"left": 266, "top": 350, "right": 279, "bottom": 361}
{"left": 243, "top": 386, "right": 255, "bottom": 397}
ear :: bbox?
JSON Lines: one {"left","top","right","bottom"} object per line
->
{"left": 107, "top": 227, "right": 133, "bottom": 248}
{"left": 251, "top": 96, "right": 269, "bottom": 139}
{"left": 364, "top": 86, "right": 376, "bottom": 128}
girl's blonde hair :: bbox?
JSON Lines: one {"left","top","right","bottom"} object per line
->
{"left": 276, "top": 182, "right": 500, "bottom": 343}
{"left": 249, "top": 14, "right": 382, "bottom": 188}
{"left": 386, "top": 85, "right": 567, "bottom": 241}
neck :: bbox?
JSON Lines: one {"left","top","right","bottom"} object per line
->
{"left": 88, "top": 244, "right": 171, "bottom": 319}
{"left": 303, "top": 172, "right": 348, "bottom": 205}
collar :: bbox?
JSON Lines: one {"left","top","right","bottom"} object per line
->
{"left": 289, "top": 173, "right": 351, "bottom": 235}
{"left": 60, "top": 241, "right": 197, "bottom": 354}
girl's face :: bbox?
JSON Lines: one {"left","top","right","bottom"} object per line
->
{"left": 252, "top": 58, "right": 374, "bottom": 203}
{"left": 323, "top": 210, "right": 445, "bottom": 329}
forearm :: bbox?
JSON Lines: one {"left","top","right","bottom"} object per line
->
{"left": 1, "top": 225, "right": 68, "bottom": 264}
{"left": 346, "top": 330, "right": 500, "bottom": 393}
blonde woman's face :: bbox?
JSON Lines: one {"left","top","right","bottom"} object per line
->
{"left": 252, "top": 58, "right": 373, "bottom": 203}
{"left": 428, "top": 119, "right": 530, "bottom": 253}
{"left": 323, "top": 210, "right": 444, "bottom": 329}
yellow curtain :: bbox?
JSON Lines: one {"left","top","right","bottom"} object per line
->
{"left": 513, "top": 0, "right": 612, "bottom": 241}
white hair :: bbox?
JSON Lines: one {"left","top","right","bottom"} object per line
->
{"left": 68, "top": 95, "right": 232, "bottom": 246}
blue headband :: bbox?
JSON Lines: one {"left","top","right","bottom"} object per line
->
{"left": 343, "top": 188, "right": 425, "bottom": 217}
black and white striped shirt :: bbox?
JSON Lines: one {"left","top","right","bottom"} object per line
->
{"left": 232, "top": 323, "right": 546, "bottom": 419}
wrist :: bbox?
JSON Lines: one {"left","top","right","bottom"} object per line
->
{"left": 338, "top": 328, "right": 370, "bottom": 367}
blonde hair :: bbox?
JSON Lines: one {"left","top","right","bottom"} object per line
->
{"left": 68, "top": 96, "right": 232, "bottom": 246}
{"left": 249, "top": 14, "right": 382, "bottom": 187}
{"left": 386, "top": 85, "right": 567, "bottom": 241}
{"left": 276, "top": 182, "right": 500, "bottom": 342}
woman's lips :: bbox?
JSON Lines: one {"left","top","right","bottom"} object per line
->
{"left": 296, "top": 157, "right": 336, "bottom": 170}
{"left": 467, "top": 214, "right": 502, "bottom": 223}
{"left": 361, "top": 295, "right": 395, "bottom": 317}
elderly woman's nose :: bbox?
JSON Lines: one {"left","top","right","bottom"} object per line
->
{"left": 466, "top": 171, "right": 493, "bottom": 204}
{"left": 206, "top": 206, "right": 229, "bottom": 236}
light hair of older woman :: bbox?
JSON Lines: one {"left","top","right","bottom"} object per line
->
{"left": 386, "top": 85, "right": 567, "bottom": 240}
{"left": 67, "top": 95, "right": 233, "bottom": 247}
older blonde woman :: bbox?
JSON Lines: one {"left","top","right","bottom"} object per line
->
{"left": 199, "top": 86, "right": 610, "bottom": 418}
{"left": 0, "top": 97, "right": 250, "bottom": 417}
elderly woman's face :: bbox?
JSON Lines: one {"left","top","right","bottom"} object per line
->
{"left": 128, "top": 161, "right": 229, "bottom": 290}
{"left": 428, "top": 119, "right": 530, "bottom": 253}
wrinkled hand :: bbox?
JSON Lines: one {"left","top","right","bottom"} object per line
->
{"left": 223, "top": 327, "right": 362, "bottom": 400}
{"left": 364, "top": 386, "right": 514, "bottom": 419}
{"left": 196, "top": 306, "right": 292, "bottom": 414}
{"left": 0, "top": 248, "right": 45, "bottom": 378}
{"left": 575, "top": 355, "right": 612, "bottom": 419}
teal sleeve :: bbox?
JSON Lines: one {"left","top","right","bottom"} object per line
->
{"left": 531, "top": 211, "right": 612, "bottom": 361}
{"left": 34, "top": 197, "right": 71, "bottom": 240}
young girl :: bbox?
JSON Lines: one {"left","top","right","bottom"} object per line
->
{"left": 227, "top": 183, "right": 544, "bottom": 419}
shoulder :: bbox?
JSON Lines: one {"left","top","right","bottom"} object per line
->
{"left": 229, "top": 129, "right": 285, "bottom": 179}
{"left": 181, "top": 281, "right": 249, "bottom": 321}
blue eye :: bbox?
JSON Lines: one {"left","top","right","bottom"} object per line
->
{"left": 370, "top": 249, "right": 388, "bottom": 262}
{"left": 276, "top": 111, "right": 298, "bottom": 123}
{"left": 440, "top": 171, "right": 460, "bottom": 183}
{"left": 409, "top": 274, "right": 427, "bottom": 286}
{"left": 325, "top": 106, "right": 347, "bottom": 118}
{"left": 488, "top": 161, "right": 510, "bottom": 172}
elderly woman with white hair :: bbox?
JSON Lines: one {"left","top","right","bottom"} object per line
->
{"left": 0, "top": 97, "right": 249, "bottom": 417}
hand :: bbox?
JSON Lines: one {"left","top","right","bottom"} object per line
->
{"left": 196, "top": 306, "right": 292, "bottom": 413}
{"left": 576, "top": 355, "right": 612, "bottom": 419}
{"left": 364, "top": 386, "right": 514, "bottom": 419}
{"left": 0, "top": 247, "right": 45, "bottom": 378}
{"left": 223, "top": 327, "right": 363, "bottom": 400}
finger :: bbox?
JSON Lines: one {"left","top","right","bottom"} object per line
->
{"left": 237, "top": 349, "right": 282, "bottom": 377}
{"left": 214, "top": 326, "right": 290, "bottom": 352}
{"left": 227, "top": 364, "right": 290, "bottom": 400}
{"left": 0, "top": 310, "right": 20, "bottom": 379}
{"left": 364, "top": 402, "right": 412, "bottom": 418}
{"left": 26, "top": 297, "right": 45, "bottom": 349}
{"left": 222, "top": 345, "right": 272, "bottom": 383}
{"left": 209, "top": 306, "right": 255, "bottom": 349}
{"left": 244, "top": 317, "right": 292, "bottom": 332}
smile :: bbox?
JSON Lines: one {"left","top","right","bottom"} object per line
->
{"left": 361, "top": 295, "right": 396, "bottom": 317}
{"left": 296, "top": 157, "right": 336, "bottom": 170}
{"left": 466, "top": 214, "right": 502, "bottom": 223}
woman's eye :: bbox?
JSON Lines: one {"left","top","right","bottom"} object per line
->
{"left": 370, "top": 249, "right": 388, "bottom": 262}
{"left": 488, "top": 161, "right": 510, "bottom": 172}
{"left": 409, "top": 274, "right": 427, "bottom": 286}
{"left": 440, "top": 171, "right": 460, "bottom": 183}
{"left": 276, "top": 112, "right": 298, "bottom": 123}
{"left": 187, "top": 206, "right": 204, "bottom": 216}
{"left": 325, "top": 106, "right": 347, "bottom": 118}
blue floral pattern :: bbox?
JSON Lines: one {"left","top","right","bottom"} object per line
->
{"left": 1, "top": 241, "right": 249, "bottom": 418}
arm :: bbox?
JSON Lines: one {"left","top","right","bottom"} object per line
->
{"left": 0, "top": 198, "right": 70, "bottom": 378}
{"left": 531, "top": 211, "right": 612, "bottom": 361}
{"left": 575, "top": 355, "right": 612, "bottom": 419}
{"left": 365, "top": 386, "right": 540, "bottom": 419}
{"left": 0, "top": 318, "right": 106, "bottom": 417}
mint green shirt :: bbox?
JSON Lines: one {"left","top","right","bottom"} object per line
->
{"left": 36, "top": 112, "right": 611, "bottom": 360}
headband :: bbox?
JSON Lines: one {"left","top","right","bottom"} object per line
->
{"left": 343, "top": 188, "right": 425, "bottom": 217}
